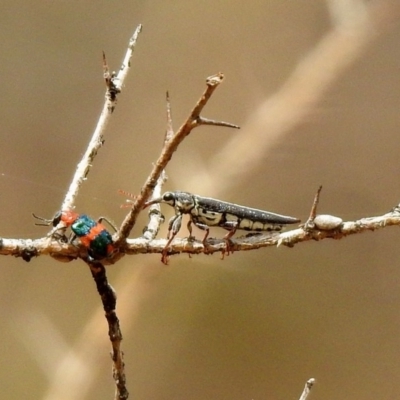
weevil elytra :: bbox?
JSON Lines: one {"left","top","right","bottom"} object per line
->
{"left": 144, "top": 191, "right": 300, "bottom": 263}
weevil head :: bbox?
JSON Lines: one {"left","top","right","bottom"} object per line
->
{"left": 144, "top": 191, "right": 195, "bottom": 212}
{"left": 161, "top": 191, "right": 177, "bottom": 206}
{"left": 144, "top": 191, "right": 177, "bottom": 208}
{"left": 169, "top": 191, "right": 195, "bottom": 212}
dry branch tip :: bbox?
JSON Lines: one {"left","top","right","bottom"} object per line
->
{"left": 298, "top": 378, "right": 315, "bottom": 400}
{"left": 303, "top": 185, "right": 323, "bottom": 230}
{"left": 195, "top": 116, "right": 240, "bottom": 129}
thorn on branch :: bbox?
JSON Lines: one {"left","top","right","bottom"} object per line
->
{"left": 195, "top": 116, "right": 240, "bottom": 129}
{"left": 303, "top": 186, "right": 343, "bottom": 232}
{"left": 165, "top": 91, "right": 174, "bottom": 142}
{"left": 303, "top": 185, "right": 322, "bottom": 230}
{"left": 309, "top": 185, "right": 322, "bottom": 222}
{"left": 116, "top": 72, "right": 238, "bottom": 242}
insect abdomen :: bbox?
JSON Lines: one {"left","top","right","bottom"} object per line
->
{"left": 194, "top": 196, "right": 300, "bottom": 226}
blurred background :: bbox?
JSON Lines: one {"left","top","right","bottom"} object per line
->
{"left": 1, "top": 1, "right": 400, "bottom": 399}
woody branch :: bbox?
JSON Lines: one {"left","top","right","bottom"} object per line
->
{"left": 115, "top": 72, "right": 240, "bottom": 245}
{"left": 61, "top": 25, "right": 142, "bottom": 216}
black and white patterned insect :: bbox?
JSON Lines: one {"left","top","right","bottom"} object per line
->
{"left": 144, "top": 191, "right": 300, "bottom": 260}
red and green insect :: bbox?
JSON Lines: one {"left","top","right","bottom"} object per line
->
{"left": 34, "top": 210, "right": 115, "bottom": 261}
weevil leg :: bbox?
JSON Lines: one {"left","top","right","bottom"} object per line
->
{"left": 191, "top": 221, "right": 211, "bottom": 254}
{"left": 166, "top": 214, "right": 181, "bottom": 239}
{"left": 186, "top": 220, "right": 194, "bottom": 241}
{"left": 162, "top": 230, "right": 179, "bottom": 264}
{"left": 191, "top": 221, "right": 210, "bottom": 241}
{"left": 162, "top": 213, "right": 183, "bottom": 264}
{"left": 186, "top": 220, "right": 194, "bottom": 259}
{"left": 221, "top": 221, "right": 239, "bottom": 257}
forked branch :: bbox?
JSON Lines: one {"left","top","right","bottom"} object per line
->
{"left": 115, "top": 72, "right": 240, "bottom": 244}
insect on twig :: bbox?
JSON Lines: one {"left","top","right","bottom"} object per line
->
{"left": 33, "top": 211, "right": 116, "bottom": 261}
{"left": 143, "top": 191, "right": 300, "bottom": 264}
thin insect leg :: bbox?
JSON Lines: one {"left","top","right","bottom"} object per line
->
{"left": 191, "top": 220, "right": 211, "bottom": 254}
{"left": 161, "top": 235, "right": 175, "bottom": 264}
{"left": 52, "top": 229, "right": 69, "bottom": 244}
{"left": 200, "top": 229, "right": 211, "bottom": 255}
{"left": 186, "top": 220, "right": 194, "bottom": 259}
{"left": 187, "top": 220, "right": 194, "bottom": 240}
{"left": 191, "top": 220, "right": 210, "bottom": 244}
{"left": 202, "top": 229, "right": 210, "bottom": 246}
{"left": 221, "top": 222, "right": 238, "bottom": 257}
{"left": 97, "top": 216, "right": 118, "bottom": 232}
{"left": 162, "top": 213, "right": 183, "bottom": 264}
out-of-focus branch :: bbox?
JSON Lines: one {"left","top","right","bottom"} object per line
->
{"left": 188, "top": 1, "right": 400, "bottom": 197}
{"left": 326, "top": 0, "right": 368, "bottom": 28}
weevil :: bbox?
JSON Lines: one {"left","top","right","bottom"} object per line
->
{"left": 144, "top": 191, "right": 300, "bottom": 263}
{"left": 33, "top": 210, "right": 116, "bottom": 261}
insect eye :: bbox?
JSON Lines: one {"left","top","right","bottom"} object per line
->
{"left": 162, "top": 192, "right": 176, "bottom": 206}
{"left": 52, "top": 211, "right": 62, "bottom": 226}
{"left": 163, "top": 192, "right": 173, "bottom": 201}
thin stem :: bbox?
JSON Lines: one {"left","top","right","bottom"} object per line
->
{"left": 299, "top": 378, "right": 315, "bottom": 400}
{"left": 61, "top": 25, "right": 142, "bottom": 213}
{"left": 116, "top": 72, "right": 239, "bottom": 243}
{"left": 88, "top": 261, "right": 128, "bottom": 400}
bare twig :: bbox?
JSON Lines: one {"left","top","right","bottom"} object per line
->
{"left": 164, "top": 91, "right": 174, "bottom": 142}
{"left": 116, "top": 72, "right": 239, "bottom": 244}
{"left": 60, "top": 24, "right": 142, "bottom": 214}
{"left": 121, "top": 92, "right": 173, "bottom": 242}
{"left": 189, "top": 2, "right": 400, "bottom": 197}
{"left": 299, "top": 378, "right": 315, "bottom": 400}
{"left": 303, "top": 186, "right": 344, "bottom": 232}
{"left": 140, "top": 92, "right": 176, "bottom": 241}
{"left": 119, "top": 204, "right": 400, "bottom": 259}
{"left": 307, "top": 186, "right": 323, "bottom": 223}
{"left": 141, "top": 170, "right": 167, "bottom": 241}
{"left": 88, "top": 261, "right": 128, "bottom": 400}
{"left": 42, "top": 26, "right": 143, "bottom": 400}
{"left": 3, "top": 201, "right": 400, "bottom": 261}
